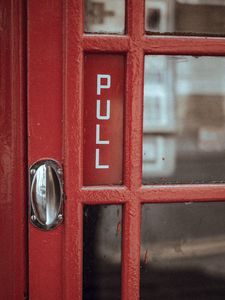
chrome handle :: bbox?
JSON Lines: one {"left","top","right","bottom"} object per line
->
{"left": 29, "top": 159, "right": 64, "bottom": 230}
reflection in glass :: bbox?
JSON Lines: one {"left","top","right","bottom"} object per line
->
{"left": 146, "top": 0, "right": 225, "bottom": 36}
{"left": 141, "top": 203, "right": 225, "bottom": 299}
{"left": 83, "top": 205, "right": 122, "bottom": 300}
{"left": 84, "top": 0, "right": 125, "bottom": 34}
{"left": 143, "top": 56, "right": 225, "bottom": 184}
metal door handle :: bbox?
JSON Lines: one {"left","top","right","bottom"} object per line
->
{"left": 29, "top": 159, "right": 64, "bottom": 230}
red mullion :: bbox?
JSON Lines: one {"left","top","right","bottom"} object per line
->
{"left": 139, "top": 185, "right": 225, "bottom": 203}
{"left": 122, "top": 200, "right": 141, "bottom": 300}
{"left": 122, "top": 47, "right": 143, "bottom": 299}
{"left": 83, "top": 35, "right": 129, "bottom": 52}
{"left": 143, "top": 36, "right": 225, "bottom": 56}
{"left": 121, "top": 1, "right": 145, "bottom": 300}
{"left": 63, "top": 1, "right": 83, "bottom": 300}
{"left": 125, "top": 0, "right": 145, "bottom": 191}
{"left": 124, "top": 48, "right": 144, "bottom": 191}
{"left": 126, "top": 0, "right": 145, "bottom": 39}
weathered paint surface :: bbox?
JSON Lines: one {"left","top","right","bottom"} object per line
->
{"left": 28, "top": 1, "right": 225, "bottom": 300}
{"left": 28, "top": 1, "right": 63, "bottom": 299}
{"left": 0, "top": 0, "right": 27, "bottom": 299}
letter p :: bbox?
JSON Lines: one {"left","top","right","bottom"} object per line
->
{"left": 97, "top": 74, "right": 111, "bottom": 95}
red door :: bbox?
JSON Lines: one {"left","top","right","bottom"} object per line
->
{"left": 26, "top": 1, "right": 225, "bottom": 300}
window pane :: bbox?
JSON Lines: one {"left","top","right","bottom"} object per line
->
{"left": 83, "top": 205, "right": 122, "bottom": 300}
{"left": 84, "top": 0, "right": 125, "bottom": 34}
{"left": 146, "top": 0, "right": 225, "bottom": 36}
{"left": 141, "top": 202, "right": 225, "bottom": 299}
{"left": 143, "top": 56, "right": 225, "bottom": 184}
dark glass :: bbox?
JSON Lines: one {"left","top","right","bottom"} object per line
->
{"left": 83, "top": 205, "right": 122, "bottom": 300}
{"left": 141, "top": 202, "right": 225, "bottom": 300}
{"left": 146, "top": 0, "right": 225, "bottom": 36}
{"left": 84, "top": 0, "right": 125, "bottom": 34}
{"left": 143, "top": 55, "right": 225, "bottom": 184}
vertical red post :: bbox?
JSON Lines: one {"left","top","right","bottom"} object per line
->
{"left": 0, "top": 0, "right": 27, "bottom": 299}
{"left": 28, "top": 1, "right": 63, "bottom": 299}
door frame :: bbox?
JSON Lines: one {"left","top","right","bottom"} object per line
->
{"left": 0, "top": 0, "right": 27, "bottom": 299}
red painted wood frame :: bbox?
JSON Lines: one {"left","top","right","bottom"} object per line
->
{"left": 28, "top": 1, "right": 225, "bottom": 300}
{"left": 0, "top": 1, "right": 27, "bottom": 299}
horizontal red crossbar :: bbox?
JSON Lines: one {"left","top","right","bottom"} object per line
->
{"left": 83, "top": 35, "right": 130, "bottom": 52}
{"left": 143, "top": 36, "right": 225, "bottom": 55}
{"left": 78, "top": 184, "right": 225, "bottom": 204}
{"left": 83, "top": 35, "right": 225, "bottom": 56}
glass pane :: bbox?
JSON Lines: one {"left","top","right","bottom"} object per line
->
{"left": 84, "top": 0, "right": 125, "bottom": 34}
{"left": 83, "top": 205, "right": 122, "bottom": 300}
{"left": 146, "top": 0, "right": 225, "bottom": 36}
{"left": 143, "top": 56, "right": 225, "bottom": 184}
{"left": 141, "top": 202, "right": 225, "bottom": 299}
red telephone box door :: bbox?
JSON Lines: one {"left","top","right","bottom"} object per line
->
{"left": 28, "top": 1, "right": 225, "bottom": 300}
